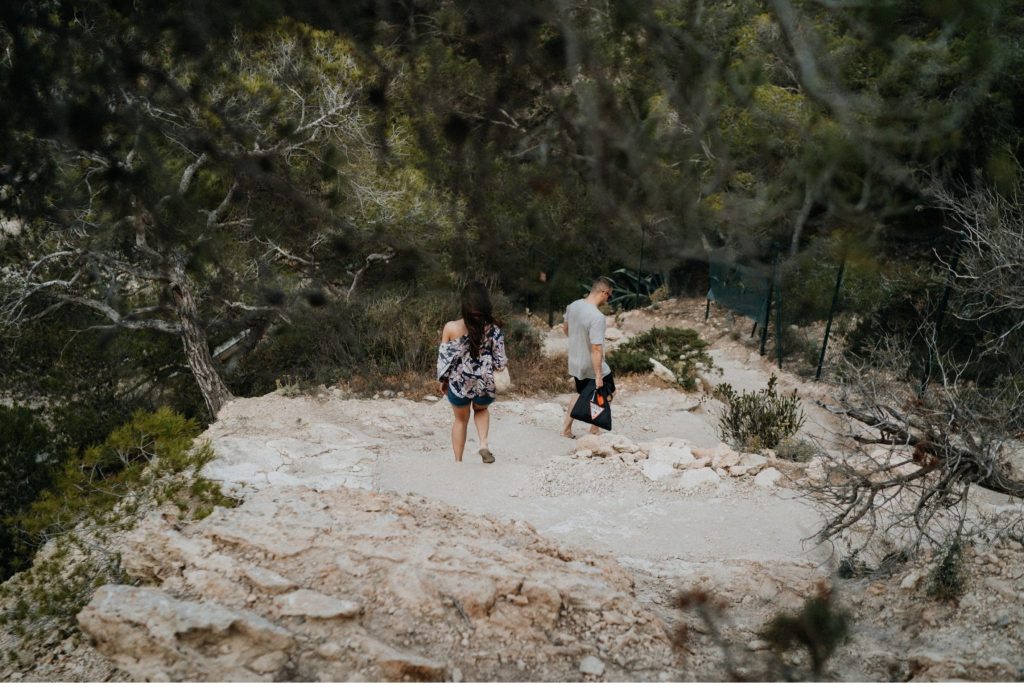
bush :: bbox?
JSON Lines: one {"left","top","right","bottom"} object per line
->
{"left": 0, "top": 406, "right": 58, "bottom": 580}
{"left": 231, "top": 287, "right": 546, "bottom": 396}
{"left": 13, "top": 408, "right": 231, "bottom": 544}
{"left": 928, "top": 539, "right": 968, "bottom": 602}
{"left": 503, "top": 317, "right": 542, "bottom": 361}
{"left": 775, "top": 437, "right": 818, "bottom": 463}
{"left": 716, "top": 374, "right": 806, "bottom": 450}
{"left": 761, "top": 583, "right": 850, "bottom": 679}
{"left": 1, "top": 408, "right": 236, "bottom": 643}
{"left": 607, "top": 327, "right": 714, "bottom": 390}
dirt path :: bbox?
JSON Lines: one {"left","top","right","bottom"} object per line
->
{"left": 197, "top": 300, "right": 839, "bottom": 680}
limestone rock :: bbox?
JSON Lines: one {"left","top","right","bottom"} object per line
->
{"left": 644, "top": 446, "right": 695, "bottom": 481}
{"left": 711, "top": 449, "right": 741, "bottom": 469}
{"left": 241, "top": 566, "right": 298, "bottom": 593}
{"left": 649, "top": 358, "right": 677, "bottom": 384}
{"left": 77, "top": 586, "right": 294, "bottom": 681}
{"left": 273, "top": 589, "right": 361, "bottom": 619}
{"left": 359, "top": 634, "right": 447, "bottom": 681}
{"left": 80, "top": 487, "right": 676, "bottom": 681}
{"left": 677, "top": 467, "right": 721, "bottom": 489}
{"left": 605, "top": 327, "right": 624, "bottom": 341}
{"left": 576, "top": 433, "right": 638, "bottom": 457}
{"left": 579, "top": 655, "right": 605, "bottom": 676}
{"left": 754, "top": 467, "right": 782, "bottom": 488}
{"left": 651, "top": 445, "right": 695, "bottom": 469}
{"left": 900, "top": 570, "right": 923, "bottom": 591}
{"left": 739, "top": 453, "right": 767, "bottom": 470}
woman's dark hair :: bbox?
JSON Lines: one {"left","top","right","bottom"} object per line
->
{"left": 461, "top": 281, "right": 501, "bottom": 357}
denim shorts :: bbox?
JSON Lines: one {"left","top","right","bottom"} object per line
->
{"left": 447, "top": 389, "right": 495, "bottom": 408}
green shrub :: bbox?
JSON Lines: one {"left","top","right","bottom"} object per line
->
{"left": 607, "top": 327, "right": 714, "bottom": 390}
{"left": 503, "top": 317, "right": 543, "bottom": 361}
{"left": 761, "top": 583, "right": 850, "bottom": 679}
{"left": 0, "top": 406, "right": 59, "bottom": 580}
{"left": 13, "top": 407, "right": 230, "bottom": 544}
{"left": 775, "top": 437, "right": 818, "bottom": 463}
{"left": 1, "top": 408, "right": 236, "bottom": 643}
{"left": 928, "top": 539, "right": 968, "bottom": 602}
{"left": 716, "top": 374, "right": 806, "bottom": 450}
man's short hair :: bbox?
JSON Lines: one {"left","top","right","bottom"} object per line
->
{"left": 591, "top": 276, "right": 613, "bottom": 294}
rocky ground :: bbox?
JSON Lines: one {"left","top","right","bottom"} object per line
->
{"left": 2, "top": 297, "right": 1023, "bottom": 681}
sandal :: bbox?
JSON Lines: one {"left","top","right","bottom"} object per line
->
{"left": 560, "top": 432, "right": 577, "bottom": 440}
{"left": 479, "top": 448, "right": 495, "bottom": 464}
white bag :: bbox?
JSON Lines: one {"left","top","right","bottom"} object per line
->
{"left": 494, "top": 367, "right": 512, "bottom": 393}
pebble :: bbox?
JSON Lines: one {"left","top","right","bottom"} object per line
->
{"left": 747, "top": 639, "right": 770, "bottom": 651}
{"left": 900, "top": 571, "right": 923, "bottom": 590}
{"left": 423, "top": 395, "right": 439, "bottom": 402}
{"left": 579, "top": 656, "right": 605, "bottom": 676}
{"left": 451, "top": 668, "right": 463, "bottom": 682}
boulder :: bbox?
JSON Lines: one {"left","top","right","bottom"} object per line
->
{"left": 579, "top": 656, "right": 605, "bottom": 676}
{"left": 273, "top": 589, "right": 362, "bottom": 619}
{"left": 711, "top": 448, "right": 741, "bottom": 469}
{"left": 754, "top": 467, "right": 782, "bottom": 488}
{"left": 649, "top": 358, "right": 677, "bottom": 384}
{"left": 677, "top": 467, "right": 721, "bottom": 489}
{"left": 739, "top": 453, "right": 767, "bottom": 470}
{"left": 648, "top": 445, "right": 695, "bottom": 470}
{"left": 77, "top": 586, "right": 294, "bottom": 681}
{"left": 577, "top": 433, "right": 638, "bottom": 457}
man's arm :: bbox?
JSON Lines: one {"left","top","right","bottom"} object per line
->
{"left": 561, "top": 315, "right": 569, "bottom": 336}
{"left": 590, "top": 343, "right": 604, "bottom": 388}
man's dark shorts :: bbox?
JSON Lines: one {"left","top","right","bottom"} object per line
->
{"left": 573, "top": 371, "right": 615, "bottom": 397}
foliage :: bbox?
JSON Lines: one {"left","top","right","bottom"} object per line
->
{"left": 0, "top": 406, "right": 57, "bottom": 580}
{"left": 0, "top": 535, "right": 134, "bottom": 646}
{"left": 760, "top": 583, "right": 850, "bottom": 680}
{"left": 774, "top": 437, "right": 818, "bottom": 463}
{"left": 230, "top": 286, "right": 544, "bottom": 396}
{"left": 607, "top": 327, "right": 714, "bottom": 391}
{"left": 716, "top": 374, "right": 806, "bottom": 450}
{"left": 0, "top": 408, "right": 237, "bottom": 642}
{"left": 11, "top": 408, "right": 234, "bottom": 545}
{"left": 927, "top": 539, "right": 968, "bottom": 602}
{"left": 606, "top": 268, "right": 663, "bottom": 311}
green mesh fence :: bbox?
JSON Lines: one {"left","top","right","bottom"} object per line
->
{"left": 707, "top": 258, "right": 772, "bottom": 325}
{"left": 706, "top": 253, "right": 859, "bottom": 377}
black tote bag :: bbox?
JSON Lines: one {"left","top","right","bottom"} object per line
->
{"left": 570, "top": 380, "right": 612, "bottom": 431}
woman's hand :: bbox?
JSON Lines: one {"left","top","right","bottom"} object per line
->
{"left": 437, "top": 379, "right": 448, "bottom": 395}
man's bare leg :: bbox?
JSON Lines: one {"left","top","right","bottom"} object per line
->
{"left": 561, "top": 402, "right": 575, "bottom": 438}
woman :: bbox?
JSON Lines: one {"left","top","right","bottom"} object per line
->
{"left": 437, "top": 281, "right": 507, "bottom": 463}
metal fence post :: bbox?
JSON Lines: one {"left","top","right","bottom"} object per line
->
{"left": 815, "top": 258, "right": 845, "bottom": 380}
{"left": 759, "top": 262, "right": 775, "bottom": 357}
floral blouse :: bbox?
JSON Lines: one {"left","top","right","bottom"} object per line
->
{"left": 437, "top": 324, "right": 507, "bottom": 399}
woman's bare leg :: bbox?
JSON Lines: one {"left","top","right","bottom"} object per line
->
{"left": 451, "top": 405, "right": 471, "bottom": 461}
{"left": 472, "top": 403, "right": 490, "bottom": 450}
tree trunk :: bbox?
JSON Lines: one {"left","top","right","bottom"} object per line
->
{"left": 171, "top": 274, "right": 233, "bottom": 417}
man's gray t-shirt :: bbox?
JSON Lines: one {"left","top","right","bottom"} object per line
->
{"left": 565, "top": 298, "right": 611, "bottom": 380}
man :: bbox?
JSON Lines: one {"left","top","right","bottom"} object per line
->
{"left": 561, "top": 276, "right": 616, "bottom": 438}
